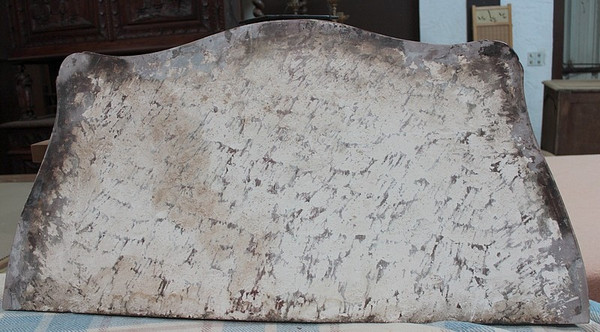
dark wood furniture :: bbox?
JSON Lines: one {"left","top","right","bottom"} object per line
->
{"left": 541, "top": 80, "right": 600, "bottom": 155}
{"left": 1, "top": 0, "right": 232, "bottom": 174}
{"left": 0, "top": 117, "right": 54, "bottom": 174}
{"left": 253, "top": 0, "right": 420, "bottom": 41}
{"left": 5, "top": 0, "right": 227, "bottom": 59}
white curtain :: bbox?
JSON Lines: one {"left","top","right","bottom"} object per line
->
{"left": 564, "top": 0, "right": 600, "bottom": 79}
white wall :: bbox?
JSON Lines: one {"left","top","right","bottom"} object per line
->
{"left": 419, "top": 0, "right": 467, "bottom": 45}
{"left": 419, "top": 0, "right": 554, "bottom": 142}
{"left": 505, "top": 0, "right": 553, "bottom": 143}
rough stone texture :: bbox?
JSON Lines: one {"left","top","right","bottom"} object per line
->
{"left": 2, "top": 20, "right": 589, "bottom": 324}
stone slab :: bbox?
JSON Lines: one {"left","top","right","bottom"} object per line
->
{"left": 2, "top": 20, "right": 589, "bottom": 324}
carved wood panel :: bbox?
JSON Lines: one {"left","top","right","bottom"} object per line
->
{"left": 5, "top": 0, "right": 225, "bottom": 59}
{"left": 111, "top": 0, "right": 224, "bottom": 40}
{"left": 8, "top": 0, "right": 110, "bottom": 49}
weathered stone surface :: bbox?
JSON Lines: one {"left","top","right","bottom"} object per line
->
{"left": 2, "top": 20, "right": 589, "bottom": 324}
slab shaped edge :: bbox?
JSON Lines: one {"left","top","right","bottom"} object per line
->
{"left": 2, "top": 20, "right": 589, "bottom": 324}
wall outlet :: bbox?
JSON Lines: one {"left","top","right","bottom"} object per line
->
{"left": 527, "top": 52, "right": 545, "bottom": 66}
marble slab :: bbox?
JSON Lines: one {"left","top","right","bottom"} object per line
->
{"left": 2, "top": 20, "right": 589, "bottom": 324}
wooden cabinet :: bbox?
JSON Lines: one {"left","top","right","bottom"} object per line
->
{"left": 1, "top": 0, "right": 230, "bottom": 174}
{"left": 5, "top": 0, "right": 226, "bottom": 59}
{"left": 541, "top": 80, "right": 600, "bottom": 155}
{"left": 0, "top": 117, "right": 54, "bottom": 174}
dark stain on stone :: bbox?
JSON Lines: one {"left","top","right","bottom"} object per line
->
{"left": 376, "top": 260, "right": 389, "bottom": 282}
{"left": 478, "top": 42, "right": 507, "bottom": 58}
{"left": 363, "top": 297, "right": 372, "bottom": 309}
{"left": 158, "top": 277, "right": 168, "bottom": 296}
{"left": 536, "top": 168, "right": 569, "bottom": 234}
{"left": 490, "top": 161, "right": 501, "bottom": 173}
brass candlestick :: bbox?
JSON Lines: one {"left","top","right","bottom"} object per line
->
{"left": 327, "top": 0, "right": 348, "bottom": 23}
{"left": 288, "top": 0, "right": 300, "bottom": 15}
{"left": 328, "top": 0, "right": 338, "bottom": 17}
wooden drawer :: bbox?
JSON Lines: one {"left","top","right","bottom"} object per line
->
{"left": 541, "top": 80, "right": 600, "bottom": 155}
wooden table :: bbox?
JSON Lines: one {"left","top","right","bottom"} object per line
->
{"left": 546, "top": 154, "right": 600, "bottom": 301}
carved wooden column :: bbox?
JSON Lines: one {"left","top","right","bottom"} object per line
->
{"left": 300, "top": 0, "right": 308, "bottom": 14}
{"left": 15, "top": 65, "right": 35, "bottom": 120}
{"left": 252, "top": 0, "right": 264, "bottom": 17}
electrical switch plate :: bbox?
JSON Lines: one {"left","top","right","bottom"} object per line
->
{"left": 528, "top": 52, "right": 545, "bottom": 66}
